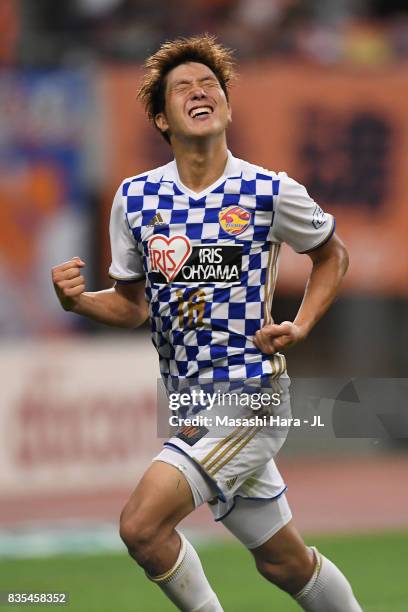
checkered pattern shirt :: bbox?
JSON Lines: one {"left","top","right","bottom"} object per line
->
{"left": 109, "top": 151, "right": 335, "bottom": 382}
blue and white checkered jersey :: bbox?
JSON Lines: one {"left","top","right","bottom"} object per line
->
{"left": 109, "top": 151, "right": 335, "bottom": 382}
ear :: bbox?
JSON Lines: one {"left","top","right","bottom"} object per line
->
{"left": 227, "top": 102, "right": 232, "bottom": 125}
{"left": 155, "top": 112, "right": 169, "bottom": 134}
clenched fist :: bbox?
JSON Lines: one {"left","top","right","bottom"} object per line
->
{"left": 52, "top": 257, "right": 86, "bottom": 311}
{"left": 254, "top": 321, "right": 306, "bottom": 354}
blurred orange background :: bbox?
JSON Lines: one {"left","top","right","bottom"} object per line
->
{"left": 0, "top": 0, "right": 407, "bottom": 547}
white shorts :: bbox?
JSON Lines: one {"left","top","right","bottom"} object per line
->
{"left": 153, "top": 380, "right": 292, "bottom": 549}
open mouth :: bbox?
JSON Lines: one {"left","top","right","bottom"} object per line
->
{"left": 188, "top": 105, "right": 214, "bottom": 119}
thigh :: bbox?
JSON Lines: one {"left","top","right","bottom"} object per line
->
{"left": 121, "top": 460, "right": 195, "bottom": 530}
{"left": 153, "top": 447, "right": 218, "bottom": 508}
{"left": 220, "top": 494, "right": 292, "bottom": 550}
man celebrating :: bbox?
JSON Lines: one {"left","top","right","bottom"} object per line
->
{"left": 52, "top": 35, "right": 361, "bottom": 611}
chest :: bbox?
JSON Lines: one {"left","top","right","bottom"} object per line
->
{"left": 127, "top": 186, "right": 274, "bottom": 285}
{"left": 133, "top": 191, "right": 274, "bottom": 247}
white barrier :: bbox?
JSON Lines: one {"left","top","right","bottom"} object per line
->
{"left": 0, "top": 335, "right": 162, "bottom": 497}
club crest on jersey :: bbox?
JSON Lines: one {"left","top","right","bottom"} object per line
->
{"left": 148, "top": 234, "right": 192, "bottom": 282}
{"left": 219, "top": 205, "right": 251, "bottom": 236}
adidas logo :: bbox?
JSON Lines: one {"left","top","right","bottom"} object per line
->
{"left": 225, "top": 476, "right": 238, "bottom": 490}
{"left": 147, "top": 212, "right": 166, "bottom": 227}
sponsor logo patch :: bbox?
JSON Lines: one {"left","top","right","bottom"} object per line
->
{"left": 176, "top": 425, "right": 209, "bottom": 446}
{"left": 219, "top": 205, "right": 251, "bottom": 236}
{"left": 148, "top": 238, "right": 242, "bottom": 285}
{"left": 148, "top": 234, "right": 192, "bottom": 282}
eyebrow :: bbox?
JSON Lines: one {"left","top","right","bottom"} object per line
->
{"left": 171, "top": 75, "right": 218, "bottom": 88}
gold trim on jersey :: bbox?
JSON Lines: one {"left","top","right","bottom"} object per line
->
{"left": 269, "top": 353, "right": 287, "bottom": 379}
{"left": 264, "top": 243, "right": 280, "bottom": 326}
{"left": 263, "top": 244, "right": 274, "bottom": 326}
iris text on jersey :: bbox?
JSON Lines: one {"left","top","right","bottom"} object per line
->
{"left": 180, "top": 245, "right": 241, "bottom": 283}
{"left": 148, "top": 236, "right": 242, "bottom": 285}
{"left": 148, "top": 234, "right": 191, "bottom": 282}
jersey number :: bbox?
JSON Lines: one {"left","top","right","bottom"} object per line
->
{"left": 176, "top": 289, "right": 206, "bottom": 328}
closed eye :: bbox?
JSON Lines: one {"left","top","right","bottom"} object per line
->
{"left": 200, "top": 78, "right": 219, "bottom": 87}
{"left": 173, "top": 82, "right": 191, "bottom": 93}
{"left": 172, "top": 77, "right": 219, "bottom": 93}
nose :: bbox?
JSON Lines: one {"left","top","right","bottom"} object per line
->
{"left": 191, "top": 86, "right": 207, "bottom": 100}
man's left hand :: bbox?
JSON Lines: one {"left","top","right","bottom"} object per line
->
{"left": 254, "top": 321, "right": 306, "bottom": 354}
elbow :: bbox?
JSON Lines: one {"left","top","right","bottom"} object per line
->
{"left": 310, "top": 234, "right": 349, "bottom": 277}
{"left": 338, "top": 243, "right": 349, "bottom": 277}
{"left": 137, "top": 306, "right": 150, "bottom": 328}
{"left": 131, "top": 302, "right": 149, "bottom": 329}
{"left": 327, "top": 233, "right": 349, "bottom": 277}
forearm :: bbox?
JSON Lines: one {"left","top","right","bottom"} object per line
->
{"left": 72, "top": 288, "right": 148, "bottom": 328}
{"left": 254, "top": 235, "right": 349, "bottom": 354}
{"left": 294, "top": 248, "right": 348, "bottom": 338}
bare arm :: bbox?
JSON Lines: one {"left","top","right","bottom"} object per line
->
{"left": 254, "top": 234, "right": 349, "bottom": 353}
{"left": 52, "top": 257, "right": 149, "bottom": 328}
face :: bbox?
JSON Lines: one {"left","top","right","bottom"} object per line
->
{"left": 155, "top": 62, "right": 232, "bottom": 143}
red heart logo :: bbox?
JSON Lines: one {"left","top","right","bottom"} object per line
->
{"left": 148, "top": 234, "right": 192, "bottom": 282}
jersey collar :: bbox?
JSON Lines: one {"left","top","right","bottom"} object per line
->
{"left": 160, "top": 150, "right": 242, "bottom": 199}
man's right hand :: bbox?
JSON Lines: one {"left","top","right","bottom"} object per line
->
{"left": 52, "top": 257, "right": 86, "bottom": 311}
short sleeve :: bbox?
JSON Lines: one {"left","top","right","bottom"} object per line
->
{"left": 272, "top": 174, "right": 335, "bottom": 253}
{"left": 108, "top": 184, "right": 145, "bottom": 281}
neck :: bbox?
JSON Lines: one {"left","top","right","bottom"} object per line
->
{"left": 171, "top": 136, "right": 229, "bottom": 193}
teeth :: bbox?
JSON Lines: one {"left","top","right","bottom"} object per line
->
{"left": 190, "top": 106, "right": 212, "bottom": 118}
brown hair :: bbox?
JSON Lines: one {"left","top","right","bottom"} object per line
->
{"left": 138, "top": 34, "right": 236, "bottom": 142}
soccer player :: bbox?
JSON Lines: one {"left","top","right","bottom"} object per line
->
{"left": 52, "top": 35, "right": 362, "bottom": 611}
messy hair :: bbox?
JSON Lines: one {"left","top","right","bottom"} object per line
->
{"left": 138, "top": 34, "right": 236, "bottom": 143}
